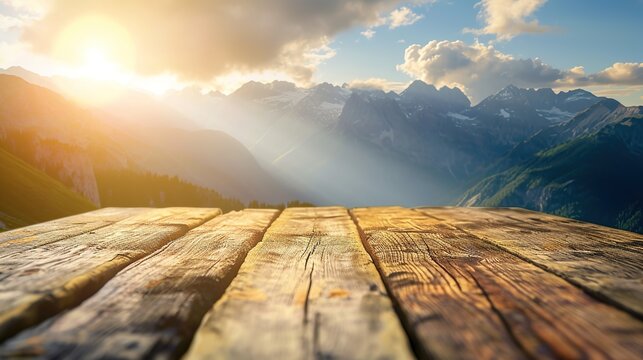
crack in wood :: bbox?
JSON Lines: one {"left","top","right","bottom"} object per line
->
{"left": 422, "top": 238, "right": 463, "bottom": 292}
{"left": 468, "top": 270, "right": 535, "bottom": 360}
{"left": 303, "top": 262, "right": 315, "bottom": 325}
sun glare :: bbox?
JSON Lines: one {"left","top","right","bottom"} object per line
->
{"left": 51, "top": 14, "right": 140, "bottom": 105}
{"left": 80, "top": 45, "right": 121, "bottom": 80}
{"left": 54, "top": 14, "right": 136, "bottom": 76}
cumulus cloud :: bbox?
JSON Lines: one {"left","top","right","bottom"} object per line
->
{"left": 397, "top": 40, "right": 643, "bottom": 102}
{"left": 397, "top": 40, "right": 562, "bottom": 101}
{"left": 21, "top": 0, "right": 403, "bottom": 84}
{"left": 563, "top": 63, "right": 643, "bottom": 86}
{"left": 389, "top": 6, "right": 423, "bottom": 29}
{"left": 466, "top": 0, "right": 550, "bottom": 40}
{"left": 361, "top": 5, "right": 424, "bottom": 39}
{"left": 361, "top": 29, "right": 376, "bottom": 39}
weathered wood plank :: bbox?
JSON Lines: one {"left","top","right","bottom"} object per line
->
{"left": 352, "top": 207, "right": 643, "bottom": 360}
{"left": 0, "top": 209, "right": 278, "bottom": 359}
{"left": 0, "top": 207, "right": 220, "bottom": 342}
{"left": 0, "top": 207, "right": 218, "bottom": 261}
{"left": 420, "top": 206, "right": 643, "bottom": 318}
{"left": 468, "top": 207, "right": 643, "bottom": 246}
{"left": 0, "top": 207, "right": 147, "bottom": 245}
{"left": 115, "top": 207, "right": 221, "bottom": 228}
{"left": 184, "top": 207, "right": 414, "bottom": 360}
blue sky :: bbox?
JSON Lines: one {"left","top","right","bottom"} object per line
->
{"left": 322, "top": 0, "right": 643, "bottom": 79}
{"left": 1, "top": 0, "right": 641, "bottom": 104}
{"left": 318, "top": 0, "right": 643, "bottom": 104}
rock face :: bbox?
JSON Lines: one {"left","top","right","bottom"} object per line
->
{"left": 172, "top": 78, "right": 611, "bottom": 206}
{"left": 0, "top": 74, "right": 297, "bottom": 205}
{"left": 336, "top": 90, "right": 490, "bottom": 182}
{"left": 475, "top": 85, "right": 601, "bottom": 120}
{"left": 491, "top": 99, "right": 643, "bottom": 172}
{"left": 5, "top": 68, "right": 638, "bottom": 232}
{"left": 459, "top": 100, "right": 643, "bottom": 233}
{"left": 399, "top": 80, "right": 471, "bottom": 111}
{"left": 0, "top": 75, "right": 101, "bottom": 205}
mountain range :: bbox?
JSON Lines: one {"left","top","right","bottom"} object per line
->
{"left": 459, "top": 100, "right": 643, "bottom": 233}
{"left": 0, "top": 73, "right": 302, "bottom": 227}
{"left": 1, "top": 66, "right": 641, "bottom": 233}
{"left": 185, "top": 76, "right": 640, "bottom": 231}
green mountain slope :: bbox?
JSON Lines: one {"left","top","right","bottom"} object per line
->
{"left": 460, "top": 119, "right": 643, "bottom": 233}
{"left": 0, "top": 146, "right": 97, "bottom": 230}
{"left": 95, "top": 169, "right": 245, "bottom": 212}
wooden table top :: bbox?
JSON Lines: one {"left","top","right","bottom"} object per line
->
{"left": 0, "top": 206, "right": 641, "bottom": 359}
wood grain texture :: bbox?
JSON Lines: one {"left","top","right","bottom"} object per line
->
{"left": 352, "top": 207, "right": 643, "bottom": 360}
{"left": 0, "top": 207, "right": 216, "bottom": 259}
{"left": 420, "top": 207, "right": 643, "bottom": 318}
{"left": 0, "top": 207, "right": 220, "bottom": 342}
{"left": 184, "top": 207, "right": 414, "bottom": 360}
{"left": 0, "top": 207, "right": 146, "bottom": 245}
{"left": 0, "top": 209, "right": 278, "bottom": 359}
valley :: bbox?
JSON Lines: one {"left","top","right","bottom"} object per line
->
{"left": 1, "top": 68, "right": 641, "bottom": 233}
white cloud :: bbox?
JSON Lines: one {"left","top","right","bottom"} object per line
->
{"left": 361, "top": 5, "right": 424, "bottom": 39}
{"left": 361, "top": 29, "right": 376, "bottom": 39}
{"left": 21, "top": 0, "right": 404, "bottom": 84}
{"left": 563, "top": 63, "right": 643, "bottom": 86}
{"left": 389, "top": 6, "right": 423, "bottom": 29}
{"left": 0, "top": 13, "right": 24, "bottom": 30}
{"left": 465, "top": 0, "right": 550, "bottom": 40}
{"left": 397, "top": 39, "right": 643, "bottom": 102}
{"left": 0, "top": 0, "right": 45, "bottom": 30}
{"left": 1, "top": 0, "right": 49, "bottom": 15}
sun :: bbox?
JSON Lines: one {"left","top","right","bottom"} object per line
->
{"left": 79, "top": 45, "right": 118, "bottom": 80}
{"left": 54, "top": 14, "right": 136, "bottom": 81}
{"left": 48, "top": 14, "right": 183, "bottom": 100}
{"left": 50, "top": 14, "right": 141, "bottom": 105}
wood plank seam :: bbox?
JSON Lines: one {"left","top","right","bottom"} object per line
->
{"left": 0, "top": 209, "right": 189, "bottom": 259}
{"left": 467, "top": 270, "right": 534, "bottom": 359}
{"left": 352, "top": 212, "right": 533, "bottom": 359}
{"left": 184, "top": 207, "right": 414, "bottom": 360}
{"left": 0, "top": 208, "right": 147, "bottom": 247}
{"left": 352, "top": 207, "right": 643, "bottom": 359}
{"left": 419, "top": 208, "right": 643, "bottom": 321}
{"left": 1, "top": 221, "right": 108, "bottom": 245}
{"left": 348, "top": 209, "right": 428, "bottom": 360}
{"left": 0, "top": 209, "right": 280, "bottom": 359}
{"left": 0, "top": 208, "right": 220, "bottom": 342}
{"left": 0, "top": 226, "right": 192, "bottom": 343}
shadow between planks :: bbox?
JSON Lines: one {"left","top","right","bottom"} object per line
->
{"left": 0, "top": 206, "right": 641, "bottom": 360}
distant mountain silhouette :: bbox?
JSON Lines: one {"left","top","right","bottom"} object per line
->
{"left": 2, "top": 68, "right": 641, "bottom": 232}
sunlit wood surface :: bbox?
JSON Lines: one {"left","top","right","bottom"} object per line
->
{"left": 0, "top": 206, "right": 641, "bottom": 359}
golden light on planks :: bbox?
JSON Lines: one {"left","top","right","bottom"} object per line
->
{"left": 0, "top": 206, "right": 641, "bottom": 359}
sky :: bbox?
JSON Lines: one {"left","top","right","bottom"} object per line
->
{"left": 0, "top": 0, "right": 642, "bottom": 104}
